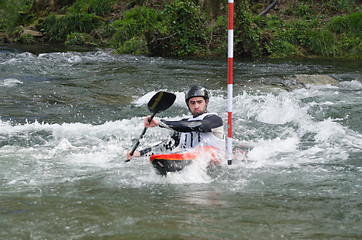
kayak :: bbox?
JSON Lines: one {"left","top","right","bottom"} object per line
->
{"left": 149, "top": 146, "right": 222, "bottom": 176}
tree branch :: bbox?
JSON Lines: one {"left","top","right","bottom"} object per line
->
{"left": 259, "top": 0, "right": 277, "bottom": 16}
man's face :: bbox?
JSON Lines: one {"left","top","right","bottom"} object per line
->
{"left": 188, "top": 96, "right": 208, "bottom": 117}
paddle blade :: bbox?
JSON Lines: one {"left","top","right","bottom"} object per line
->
{"left": 148, "top": 91, "right": 176, "bottom": 114}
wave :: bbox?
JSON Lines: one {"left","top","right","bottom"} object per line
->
{"left": 1, "top": 82, "right": 361, "bottom": 186}
{"left": 0, "top": 48, "right": 361, "bottom": 185}
{"left": 0, "top": 78, "right": 23, "bottom": 87}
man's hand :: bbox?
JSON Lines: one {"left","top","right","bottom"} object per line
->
{"left": 127, "top": 150, "right": 141, "bottom": 160}
{"left": 145, "top": 115, "right": 160, "bottom": 128}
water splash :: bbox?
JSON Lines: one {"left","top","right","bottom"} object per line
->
{"left": 0, "top": 78, "right": 23, "bottom": 87}
{"left": 1, "top": 49, "right": 361, "bottom": 239}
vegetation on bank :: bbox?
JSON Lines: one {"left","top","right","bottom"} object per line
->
{"left": 0, "top": 0, "right": 360, "bottom": 58}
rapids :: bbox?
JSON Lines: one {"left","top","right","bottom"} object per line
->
{"left": 0, "top": 44, "right": 361, "bottom": 239}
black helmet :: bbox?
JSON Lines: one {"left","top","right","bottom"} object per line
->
{"left": 185, "top": 85, "right": 209, "bottom": 104}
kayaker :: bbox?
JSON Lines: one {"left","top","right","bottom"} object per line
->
{"left": 127, "top": 86, "right": 225, "bottom": 160}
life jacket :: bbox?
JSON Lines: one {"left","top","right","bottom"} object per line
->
{"left": 178, "top": 113, "right": 225, "bottom": 150}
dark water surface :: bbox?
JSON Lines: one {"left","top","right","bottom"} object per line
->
{"left": 1, "top": 44, "right": 361, "bottom": 239}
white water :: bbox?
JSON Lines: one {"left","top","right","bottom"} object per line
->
{"left": 1, "top": 84, "right": 361, "bottom": 185}
{"left": 0, "top": 48, "right": 361, "bottom": 239}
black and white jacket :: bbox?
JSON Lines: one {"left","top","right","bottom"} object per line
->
{"left": 140, "top": 112, "right": 225, "bottom": 156}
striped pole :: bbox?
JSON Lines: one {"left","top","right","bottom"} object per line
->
{"left": 227, "top": 0, "right": 234, "bottom": 165}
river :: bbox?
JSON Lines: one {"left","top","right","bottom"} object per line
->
{"left": 1, "top": 44, "right": 361, "bottom": 239}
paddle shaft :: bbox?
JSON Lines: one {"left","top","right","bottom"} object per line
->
{"left": 125, "top": 91, "right": 176, "bottom": 162}
{"left": 128, "top": 112, "right": 156, "bottom": 157}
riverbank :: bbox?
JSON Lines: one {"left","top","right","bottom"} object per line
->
{"left": 0, "top": 0, "right": 361, "bottom": 58}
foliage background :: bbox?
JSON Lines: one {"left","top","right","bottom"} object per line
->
{"left": 0, "top": 0, "right": 360, "bottom": 58}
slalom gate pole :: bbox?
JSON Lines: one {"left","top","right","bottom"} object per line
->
{"left": 227, "top": 0, "right": 234, "bottom": 165}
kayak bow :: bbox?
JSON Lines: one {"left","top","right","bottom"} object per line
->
{"left": 150, "top": 146, "right": 221, "bottom": 176}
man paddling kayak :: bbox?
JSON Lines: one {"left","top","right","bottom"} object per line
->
{"left": 127, "top": 86, "right": 225, "bottom": 160}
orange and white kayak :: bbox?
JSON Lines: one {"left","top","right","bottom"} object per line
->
{"left": 150, "top": 146, "right": 223, "bottom": 176}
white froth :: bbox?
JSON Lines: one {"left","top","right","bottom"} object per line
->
{"left": 0, "top": 78, "right": 23, "bottom": 87}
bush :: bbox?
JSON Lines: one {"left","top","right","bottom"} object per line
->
{"left": 161, "top": 0, "right": 207, "bottom": 56}
{"left": 65, "top": 32, "right": 98, "bottom": 46}
{"left": 328, "top": 11, "right": 362, "bottom": 38}
{"left": 68, "top": 0, "right": 116, "bottom": 16}
{"left": 339, "top": 35, "right": 361, "bottom": 57}
{"left": 115, "top": 36, "right": 148, "bottom": 55}
{"left": 204, "top": 15, "right": 228, "bottom": 56}
{"left": 110, "top": 0, "right": 208, "bottom": 57}
{"left": 18, "top": 33, "right": 35, "bottom": 44}
{"left": 284, "top": 2, "right": 314, "bottom": 18}
{"left": 108, "top": 6, "right": 162, "bottom": 54}
{"left": 320, "top": 0, "right": 359, "bottom": 14}
{"left": 0, "top": 0, "right": 34, "bottom": 33}
{"left": 109, "top": 6, "right": 162, "bottom": 51}
{"left": 296, "top": 2, "right": 314, "bottom": 18}
{"left": 234, "top": 4, "right": 262, "bottom": 57}
{"left": 43, "top": 12, "right": 103, "bottom": 42}
{"left": 304, "top": 29, "right": 339, "bottom": 57}
{"left": 266, "top": 38, "right": 298, "bottom": 57}
{"left": 278, "top": 20, "right": 319, "bottom": 47}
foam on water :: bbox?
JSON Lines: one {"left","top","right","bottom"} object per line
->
{"left": 1, "top": 49, "right": 361, "bottom": 239}
{"left": 0, "top": 78, "right": 23, "bottom": 87}
{"left": 339, "top": 80, "right": 362, "bottom": 89}
{"left": 1, "top": 82, "right": 361, "bottom": 188}
{"left": 133, "top": 91, "right": 194, "bottom": 109}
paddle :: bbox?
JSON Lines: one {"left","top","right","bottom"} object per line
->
{"left": 125, "top": 91, "right": 176, "bottom": 162}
